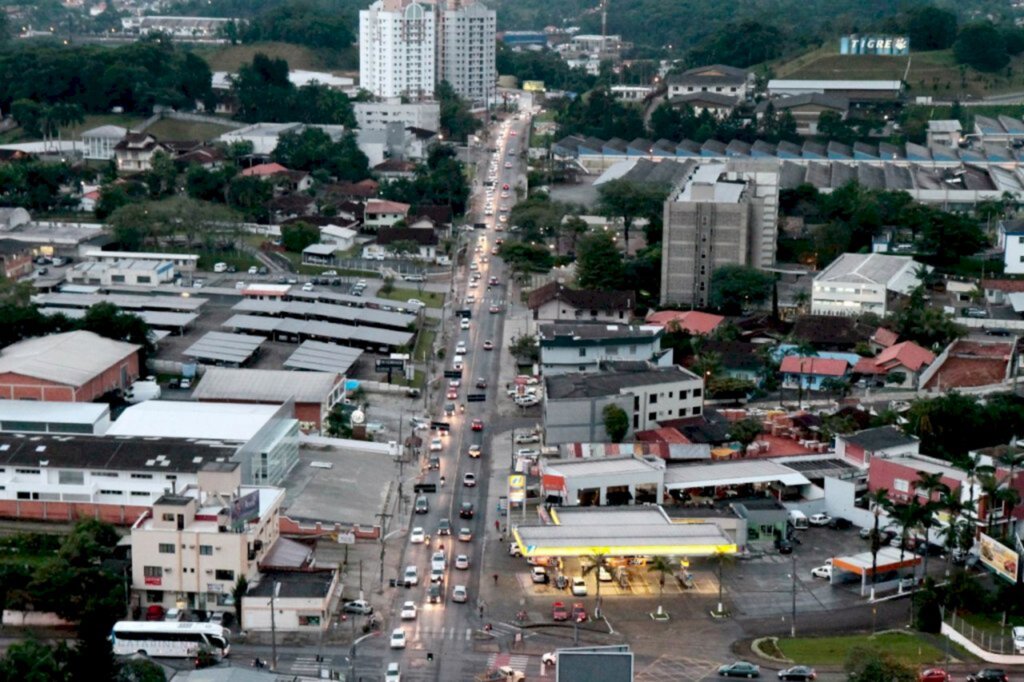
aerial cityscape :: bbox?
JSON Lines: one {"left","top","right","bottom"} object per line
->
{"left": 3, "top": 0, "right": 1024, "bottom": 680}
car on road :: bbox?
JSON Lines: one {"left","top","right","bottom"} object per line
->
{"left": 552, "top": 602, "right": 569, "bottom": 621}
{"left": 515, "top": 433, "right": 541, "bottom": 444}
{"left": 460, "top": 501, "right": 475, "bottom": 518}
{"left": 430, "top": 438, "right": 443, "bottom": 452}
{"left": 489, "top": 304, "right": 501, "bottom": 313}
{"left": 431, "top": 551, "right": 446, "bottom": 571}
{"left": 458, "top": 527, "right": 473, "bottom": 542}
{"left": 455, "top": 554, "right": 470, "bottom": 570}
{"left": 385, "top": 662, "right": 401, "bottom": 682}
{"left": 775, "top": 537, "right": 793, "bottom": 554}
{"left": 446, "top": 388, "right": 459, "bottom": 400}
{"left": 463, "top": 473, "right": 477, "bottom": 487}
{"left": 389, "top": 628, "right": 406, "bottom": 649}
{"left": 247, "top": 266, "right": 258, "bottom": 275}
{"left": 517, "top": 448, "right": 541, "bottom": 457}
{"left": 828, "top": 517, "right": 852, "bottom": 530}
{"left": 410, "top": 527, "right": 426, "bottom": 544}
{"left": 509, "top": 542, "right": 523, "bottom": 557}
{"left": 403, "top": 566, "right": 419, "bottom": 586}
{"left": 778, "top": 666, "right": 816, "bottom": 681}
{"left": 810, "top": 565, "right": 832, "bottom": 579}
{"left": 471, "top": 419, "right": 484, "bottom": 432}
{"left": 483, "top": 340, "right": 494, "bottom": 350}
{"left": 460, "top": 318, "right": 470, "bottom": 330}
{"left": 400, "top": 601, "right": 418, "bottom": 620}
{"left": 414, "top": 496, "right": 429, "bottom": 514}
{"left": 967, "top": 670, "right": 1008, "bottom": 682}
{"left": 504, "top": 162, "right": 512, "bottom": 168}
{"left": 468, "top": 444, "right": 482, "bottom": 458}
{"left": 570, "top": 577, "right": 586, "bottom": 595}
{"left": 502, "top": 183, "right": 510, "bottom": 190}
{"left": 808, "top": 513, "right": 832, "bottom": 526}
{"left": 452, "top": 585, "right": 468, "bottom": 603}
{"left": 572, "top": 603, "right": 587, "bottom": 622}
{"left": 476, "top": 378, "right": 487, "bottom": 389}
{"left": 438, "top": 518, "right": 451, "bottom": 535}
{"left": 430, "top": 567, "right": 444, "bottom": 584}
{"left": 428, "top": 583, "right": 442, "bottom": 603}
{"left": 302, "top": 282, "right": 314, "bottom": 291}
{"left": 718, "top": 662, "right": 760, "bottom": 678}
{"left": 449, "top": 377, "right": 462, "bottom": 387}
{"left": 918, "top": 669, "right": 949, "bottom": 682}
{"left": 444, "top": 402, "right": 456, "bottom": 415}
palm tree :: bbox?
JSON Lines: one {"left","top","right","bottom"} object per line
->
{"left": 891, "top": 500, "right": 925, "bottom": 588}
{"left": 996, "top": 447, "right": 1024, "bottom": 537}
{"left": 864, "top": 488, "right": 891, "bottom": 598}
{"left": 937, "top": 486, "right": 969, "bottom": 576}
{"left": 712, "top": 548, "right": 733, "bottom": 615}
{"left": 915, "top": 471, "right": 950, "bottom": 579}
{"left": 647, "top": 556, "right": 674, "bottom": 616}
{"left": 581, "top": 552, "right": 611, "bottom": 612}
{"left": 957, "top": 453, "right": 995, "bottom": 553}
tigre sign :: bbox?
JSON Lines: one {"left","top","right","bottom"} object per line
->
{"left": 840, "top": 35, "right": 909, "bottom": 56}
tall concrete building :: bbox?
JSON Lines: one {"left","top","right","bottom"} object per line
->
{"left": 660, "top": 160, "right": 779, "bottom": 307}
{"left": 359, "top": 0, "right": 437, "bottom": 100}
{"left": 439, "top": 0, "right": 496, "bottom": 106}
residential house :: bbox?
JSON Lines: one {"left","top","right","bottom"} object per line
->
{"left": 538, "top": 322, "right": 670, "bottom": 375}
{"left": 241, "top": 163, "right": 313, "bottom": 194}
{"left": 321, "top": 179, "right": 380, "bottom": 204}
{"left": 363, "top": 200, "right": 411, "bottom": 230}
{"left": 644, "top": 310, "right": 724, "bottom": 336}
{"left": 410, "top": 205, "right": 453, "bottom": 231}
{"left": 268, "top": 194, "right": 317, "bottom": 223}
{"left": 373, "top": 159, "right": 417, "bottom": 180}
{"left": 811, "top": 253, "right": 925, "bottom": 317}
{"left": 870, "top": 327, "right": 899, "bottom": 351}
{"left": 80, "top": 125, "right": 127, "bottom": 160}
{"left": 666, "top": 64, "right": 751, "bottom": 100}
{"left": 319, "top": 224, "right": 358, "bottom": 251}
{"left": 113, "top": 133, "right": 199, "bottom": 173}
{"left": 243, "top": 570, "right": 340, "bottom": 632}
{"left": 779, "top": 355, "right": 849, "bottom": 391}
{"left": 668, "top": 92, "right": 739, "bottom": 117}
{"left": 1000, "top": 218, "right": 1024, "bottom": 275}
{"left": 173, "top": 146, "right": 225, "bottom": 170}
{"left": 834, "top": 425, "right": 920, "bottom": 467}
{"left": 0, "top": 239, "right": 33, "bottom": 279}
{"left": 610, "top": 85, "right": 655, "bottom": 102}
{"left": 543, "top": 362, "right": 704, "bottom": 444}
{"left": 791, "top": 315, "right": 874, "bottom": 351}
{"left": 362, "top": 226, "right": 438, "bottom": 261}
{"left": 853, "top": 341, "right": 935, "bottom": 389}
{"left": 982, "top": 278, "right": 1024, "bottom": 306}
{"left": 527, "top": 281, "right": 634, "bottom": 322}
{"left": 755, "top": 94, "right": 849, "bottom": 136}
{"left": 697, "top": 340, "right": 764, "bottom": 383}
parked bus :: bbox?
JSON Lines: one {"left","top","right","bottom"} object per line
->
{"left": 110, "top": 621, "right": 230, "bottom": 659}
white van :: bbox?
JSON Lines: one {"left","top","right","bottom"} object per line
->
{"left": 125, "top": 379, "right": 161, "bottom": 404}
{"left": 213, "top": 262, "right": 228, "bottom": 273}
{"left": 1013, "top": 626, "right": 1024, "bottom": 653}
{"left": 789, "top": 510, "right": 809, "bottom": 530}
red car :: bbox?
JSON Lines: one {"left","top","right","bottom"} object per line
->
{"left": 919, "top": 670, "right": 950, "bottom": 682}
{"left": 446, "top": 388, "right": 458, "bottom": 400}
{"left": 571, "top": 603, "right": 587, "bottom": 623}
{"left": 552, "top": 602, "right": 569, "bottom": 621}
{"left": 471, "top": 419, "right": 484, "bottom": 431}
{"left": 502, "top": 183, "right": 510, "bottom": 191}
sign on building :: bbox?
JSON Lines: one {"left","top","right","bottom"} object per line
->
{"left": 230, "top": 490, "right": 261, "bottom": 532}
{"left": 839, "top": 35, "right": 909, "bottom": 56}
{"left": 978, "top": 532, "right": 1020, "bottom": 584}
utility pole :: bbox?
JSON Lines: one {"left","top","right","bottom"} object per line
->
{"left": 270, "top": 581, "right": 281, "bottom": 670}
{"left": 790, "top": 555, "right": 797, "bottom": 637}
{"left": 376, "top": 511, "right": 392, "bottom": 593}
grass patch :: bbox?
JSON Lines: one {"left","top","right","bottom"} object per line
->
{"left": 193, "top": 41, "right": 359, "bottom": 73}
{"left": 414, "top": 325, "right": 437, "bottom": 363}
{"left": 959, "top": 610, "right": 1024, "bottom": 633}
{"left": 147, "top": 118, "right": 238, "bottom": 142}
{"left": 777, "top": 632, "right": 947, "bottom": 666}
{"left": 378, "top": 287, "right": 446, "bottom": 308}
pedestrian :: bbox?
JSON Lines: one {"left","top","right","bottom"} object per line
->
{"left": 494, "top": 519, "right": 500, "bottom": 532}
{"left": 478, "top": 605, "right": 484, "bottom": 617}
{"left": 493, "top": 573, "right": 499, "bottom": 585}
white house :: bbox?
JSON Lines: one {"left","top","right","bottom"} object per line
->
{"left": 1000, "top": 219, "right": 1024, "bottom": 275}
{"left": 811, "top": 253, "right": 926, "bottom": 317}
{"left": 362, "top": 227, "right": 438, "bottom": 261}
{"left": 539, "top": 322, "right": 670, "bottom": 375}
{"left": 364, "top": 200, "right": 411, "bottom": 230}
{"left": 243, "top": 570, "right": 340, "bottom": 632}
{"left": 81, "top": 125, "right": 128, "bottom": 160}
{"left": 320, "top": 224, "right": 357, "bottom": 251}
{"left": 667, "top": 64, "right": 750, "bottom": 100}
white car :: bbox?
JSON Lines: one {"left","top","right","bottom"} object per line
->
{"left": 455, "top": 342, "right": 467, "bottom": 355}
{"left": 302, "top": 282, "right": 314, "bottom": 292}
{"left": 430, "top": 567, "right": 445, "bottom": 583}
{"left": 455, "top": 554, "right": 470, "bottom": 570}
{"left": 390, "top": 628, "right": 407, "bottom": 649}
{"left": 385, "top": 662, "right": 401, "bottom": 682}
{"left": 466, "top": 294, "right": 476, "bottom": 304}
{"left": 810, "top": 565, "right": 832, "bottom": 579}
{"left": 452, "top": 585, "right": 468, "bottom": 603}
{"left": 248, "top": 266, "right": 258, "bottom": 275}
{"left": 410, "top": 527, "right": 426, "bottom": 544}
{"left": 400, "top": 601, "right": 418, "bottom": 620}
{"left": 517, "top": 448, "right": 541, "bottom": 458}
{"left": 808, "top": 513, "right": 832, "bottom": 526}
{"left": 571, "top": 577, "right": 587, "bottom": 596}
{"left": 430, "top": 438, "right": 443, "bottom": 452}
{"left": 403, "top": 565, "right": 419, "bottom": 586}
{"left": 514, "top": 433, "right": 541, "bottom": 444}
{"left": 432, "top": 551, "right": 446, "bottom": 571}
{"left": 460, "top": 319, "right": 470, "bottom": 330}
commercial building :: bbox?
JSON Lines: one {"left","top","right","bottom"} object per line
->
{"left": 0, "top": 433, "right": 239, "bottom": 524}
{"left": 834, "top": 425, "right": 920, "bottom": 467}
{"left": 192, "top": 368, "right": 344, "bottom": 432}
{"left": 106, "top": 401, "right": 300, "bottom": 486}
{"left": 355, "top": 100, "right": 441, "bottom": 132}
{"left": 667, "top": 64, "right": 750, "bottom": 100}
{"left": 360, "top": 0, "right": 437, "bottom": 100}
{"left": 83, "top": 249, "right": 199, "bottom": 273}
{"left": 543, "top": 363, "right": 704, "bottom": 444}
{"left": 0, "top": 330, "right": 140, "bottom": 403}
{"left": 0, "top": 239, "right": 32, "bottom": 279}
{"left": 439, "top": 1, "right": 496, "bottom": 105}
{"left": 130, "top": 477, "right": 285, "bottom": 616}
{"left": 660, "top": 161, "right": 780, "bottom": 306}
{"left": 754, "top": 93, "right": 849, "bottom": 136}
{"left": 0, "top": 399, "right": 111, "bottom": 435}
{"left": 527, "top": 281, "right": 634, "bottom": 323}
{"left": 80, "top": 125, "right": 128, "bottom": 161}
{"left": 927, "top": 120, "right": 963, "bottom": 148}
{"left": 767, "top": 79, "right": 904, "bottom": 102}
{"left": 811, "top": 253, "right": 924, "bottom": 317}
{"left": 539, "top": 322, "right": 669, "bottom": 375}
{"left": 243, "top": 570, "right": 340, "bottom": 632}
{"left": 65, "top": 259, "right": 176, "bottom": 287}
{"left": 540, "top": 456, "right": 665, "bottom": 506}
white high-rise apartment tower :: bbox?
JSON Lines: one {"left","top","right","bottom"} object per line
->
{"left": 439, "top": 0, "right": 496, "bottom": 106}
{"left": 359, "top": 0, "right": 437, "bottom": 100}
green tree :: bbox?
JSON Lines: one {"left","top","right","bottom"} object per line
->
{"left": 845, "top": 647, "right": 916, "bottom": 682}
{"left": 508, "top": 333, "right": 540, "bottom": 364}
{"left": 10, "top": 99, "right": 43, "bottom": 137}
{"left": 865, "top": 488, "right": 892, "bottom": 598}
{"left": 240, "top": 2, "right": 355, "bottom": 50}
{"left": 145, "top": 150, "right": 178, "bottom": 199}
{"left": 726, "top": 418, "right": 762, "bottom": 449}
{"left": 891, "top": 287, "right": 967, "bottom": 351}
{"left": 281, "top": 221, "right": 320, "bottom": 253}
{"left": 596, "top": 179, "right": 669, "bottom": 248}
{"left": 647, "top": 556, "right": 674, "bottom": 613}
{"left": 906, "top": 7, "right": 957, "bottom": 51}
{"left": 575, "top": 231, "right": 625, "bottom": 291}
{"left": 436, "top": 80, "right": 481, "bottom": 142}
{"left": 0, "top": 638, "right": 73, "bottom": 681}
{"left": 602, "top": 404, "right": 629, "bottom": 443}
{"left": 709, "top": 265, "right": 773, "bottom": 315}
{"left": 687, "top": 20, "right": 783, "bottom": 68}
{"left": 227, "top": 175, "right": 273, "bottom": 221}
{"left": 954, "top": 22, "right": 1010, "bottom": 72}
{"left": 500, "top": 242, "right": 553, "bottom": 274}
{"left": 231, "top": 576, "right": 248, "bottom": 627}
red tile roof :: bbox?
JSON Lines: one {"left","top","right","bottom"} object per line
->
{"left": 876, "top": 341, "right": 935, "bottom": 372}
{"left": 365, "top": 200, "right": 411, "bottom": 215}
{"left": 241, "top": 162, "right": 289, "bottom": 177}
{"left": 645, "top": 310, "right": 725, "bottom": 335}
{"left": 872, "top": 327, "right": 899, "bottom": 348}
{"left": 982, "top": 279, "right": 1024, "bottom": 293}
{"left": 779, "top": 356, "right": 848, "bottom": 377}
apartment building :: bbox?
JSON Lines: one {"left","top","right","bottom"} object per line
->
{"left": 360, "top": 0, "right": 437, "bottom": 100}
{"left": 439, "top": 0, "right": 496, "bottom": 105}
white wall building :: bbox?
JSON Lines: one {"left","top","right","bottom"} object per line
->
{"left": 0, "top": 399, "right": 111, "bottom": 434}
{"left": 80, "top": 125, "right": 128, "bottom": 160}
{"left": 439, "top": 1, "right": 496, "bottom": 106}
{"left": 539, "top": 323, "right": 670, "bottom": 375}
{"left": 243, "top": 571, "right": 340, "bottom": 632}
{"left": 360, "top": 0, "right": 437, "bottom": 100}
{"left": 811, "top": 253, "right": 925, "bottom": 317}
{"left": 1001, "top": 219, "right": 1024, "bottom": 275}
{"left": 65, "top": 259, "right": 177, "bottom": 287}
{"left": 355, "top": 100, "right": 441, "bottom": 132}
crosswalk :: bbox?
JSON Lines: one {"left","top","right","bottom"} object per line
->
{"left": 287, "top": 654, "right": 333, "bottom": 677}
{"left": 407, "top": 621, "right": 521, "bottom": 642}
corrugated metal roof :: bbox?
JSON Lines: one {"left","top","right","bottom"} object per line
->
{"left": 183, "top": 331, "right": 264, "bottom": 364}
{"left": 192, "top": 367, "right": 340, "bottom": 404}
{"left": 0, "top": 330, "right": 140, "bottom": 387}
{"left": 663, "top": 459, "right": 810, "bottom": 488}
{"left": 284, "top": 340, "right": 363, "bottom": 374}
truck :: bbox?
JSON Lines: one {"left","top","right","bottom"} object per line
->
{"left": 476, "top": 666, "right": 525, "bottom": 682}
{"left": 125, "top": 378, "right": 161, "bottom": 404}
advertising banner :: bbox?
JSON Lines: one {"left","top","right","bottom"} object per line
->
{"left": 978, "top": 532, "right": 1020, "bottom": 584}
{"left": 840, "top": 35, "right": 909, "bottom": 56}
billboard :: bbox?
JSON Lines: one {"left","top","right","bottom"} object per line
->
{"left": 978, "top": 532, "right": 1020, "bottom": 584}
{"left": 840, "top": 35, "right": 909, "bottom": 56}
{"left": 230, "top": 491, "right": 261, "bottom": 531}
{"left": 508, "top": 474, "right": 526, "bottom": 503}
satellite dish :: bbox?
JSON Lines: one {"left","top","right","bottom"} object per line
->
{"left": 351, "top": 410, "right": 365, "bottom": 425}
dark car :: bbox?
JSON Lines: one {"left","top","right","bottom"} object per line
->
{"left": 778, "top": 666, "right": 816, "bottom": 681}
{"left": 459, "top": 501, "right": 475, "bottom": 519}
{"left": 967, "top": 670, "right": 1008, "bottom": 682}
{"left": 719, "top": 662, "right": 760, "bottom": 678}
{"left": 437, "top": 518, "right": 451, "bottom": 535}
{"left": 776, "top": 537, "right": 793, "bottom": 554}
{"left": 828, "top": 517, "right": 852, "bottom": 530}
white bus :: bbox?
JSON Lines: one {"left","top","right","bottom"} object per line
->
{"left": 110, "top": 621, "right": 230, "bottom": 659}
